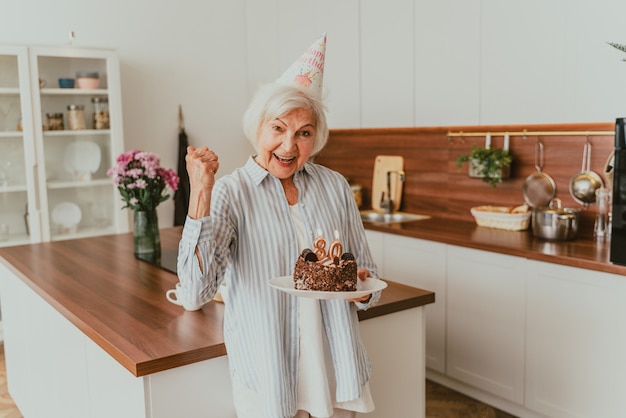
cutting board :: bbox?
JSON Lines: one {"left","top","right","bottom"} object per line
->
{"left": 371, "top": 155, "right": 404, "bottom": 212}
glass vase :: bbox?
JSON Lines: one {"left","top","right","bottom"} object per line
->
{"left": 133, "top": 209, "right": 161, "bottom": 263}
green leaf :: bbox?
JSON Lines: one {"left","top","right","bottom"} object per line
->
{"left": 455, "top": 145, "right": 512, "bottom": 188}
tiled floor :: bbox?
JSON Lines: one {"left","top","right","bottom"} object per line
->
{"left": 0, "top": 344, "right": 515, "bottom": 418}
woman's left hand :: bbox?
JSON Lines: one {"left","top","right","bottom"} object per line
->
{"left": 348, "top": 268, "right": 373, "bottom": 303}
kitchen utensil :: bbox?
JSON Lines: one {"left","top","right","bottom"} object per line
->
{"left": 532, "top": 198, "right": 579, "bottom": 241}
{"left": 371, "top": 155, "right": 404, "bottom": 212}
{"left": 569, "top": 139, "right": 604, "bottom": 205}
{"left": 604, "top": 150, "right": 615, "bottom": 187}
{"left": 522, "top": 138, "right": 556, "bottom": 208}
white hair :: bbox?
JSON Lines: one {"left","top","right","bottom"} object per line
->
{"left": 242, "top": 84, "right": 329, "bottom": 156}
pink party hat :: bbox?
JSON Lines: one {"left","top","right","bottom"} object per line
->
{"left": 276, "top": 33, "right": 326, "bottom": 99}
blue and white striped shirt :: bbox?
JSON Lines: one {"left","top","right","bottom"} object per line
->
{"left": 177, "top": 156, "right": 381, "bottom": 418}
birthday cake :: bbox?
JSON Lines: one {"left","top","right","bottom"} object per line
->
{"left": 293, "top": 232, "right": 358, "bottom": 292}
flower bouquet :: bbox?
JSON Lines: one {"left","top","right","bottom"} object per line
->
{"left": 107, "top": 150, "right": 180, "bottom": 260}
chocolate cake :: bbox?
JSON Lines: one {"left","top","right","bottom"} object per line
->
{"left": 293, "top": 249, "right": 358, "bottom": 292}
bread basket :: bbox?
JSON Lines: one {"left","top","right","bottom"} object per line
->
{"left": 470, "top": 205, "right": 531, "bottom": 231}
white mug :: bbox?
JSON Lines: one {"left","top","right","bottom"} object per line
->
{"left": 166, "top": 283, "right": 203, "bottom": 311}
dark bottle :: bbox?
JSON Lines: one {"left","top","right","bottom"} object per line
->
{"left": 610, "top": 117, "right": 626, "bottom": 265}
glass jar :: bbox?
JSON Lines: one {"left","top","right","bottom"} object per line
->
{"left": 67, "top": 104, "right": 86, "bottom": 130}
{"left": 91, "top": 97, "right": 109, "bottom": 129}
{"left": 594, "top": 188, "right": 612, "bottom": 240}
{"left": 46, "top": 113, "right": 64, "bottom": 131}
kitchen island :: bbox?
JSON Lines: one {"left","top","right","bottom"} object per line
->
{"left": 0, "top": 227, "right": 434, "bottom": 418}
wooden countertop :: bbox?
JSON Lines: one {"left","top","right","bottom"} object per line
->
{"left": 0, "top": 227, "right": 434, "bottom": 377}
{"left": 363, "top": 216, "right": 626, "bottom": 276}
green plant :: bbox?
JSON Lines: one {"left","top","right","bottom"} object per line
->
{"left": 455, "top": 146, "right": 512, "bottom": 188}
{"left": 607, "top": 42, "right": 626, "bottom": 61}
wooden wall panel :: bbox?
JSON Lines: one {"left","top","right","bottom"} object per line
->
{"left": 315, "top": 123, "right": 616, "bottom": 235}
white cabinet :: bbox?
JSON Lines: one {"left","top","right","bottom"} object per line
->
{"left": 0, "top": 46, "right": 39, "bottom": 246}
{"left": 446, "top": 246, "right": 526, "bottom": 404}
{"left": 383, "top": 233, "right": 447, "bottom": 373}
{"left": 366, "top": 229, "right": 626, "bottom": 417}
{"left": 525, "top": 260, "right": 626, "bottom": 418}
{"left": 364, "top": 229, "right": 385, "bottom": 276}
{"left": 360, "top": 0, "right": 415, "bottom": 128}
{"left": 364, "top": 230, "right": 446, "bottom": 373}
{"left": 0, "top": 45, "right": 128, "bottom": 247}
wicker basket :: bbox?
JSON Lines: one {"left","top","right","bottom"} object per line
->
{"left": 470, "top": 206, "right": 531, "bottom": 231}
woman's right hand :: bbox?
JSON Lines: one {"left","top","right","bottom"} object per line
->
{"left": 186, "top": 145, "right": 220, "bottom": 219}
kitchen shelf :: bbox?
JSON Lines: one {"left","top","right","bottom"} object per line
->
{"left": 0, "top": 131, "right": 22, "bottom": 138}
{"left": 41, "top": 88, "right": 108, "bottom": 96}
{"left": 0, "top": 88, "right": 20, "bottom": 95}
{"left": 50, "top": 225, "right": 116, "bottom": 242}
{"left": 0, "top": 185, "right": 27, "bottom": 193}
{"left": 47, "top": 178, "right": 111, "bottom": 190}
{"left": 43, "top": 129, "right": 110, "bottom": 137}
{"left": 0, "top": 45, "right": 129, "bottom": 246}
{"left": 0, "top": 233, "right": 30, "bottom": 248}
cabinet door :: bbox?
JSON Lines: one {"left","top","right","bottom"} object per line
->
{"left": 446, "top": 245, "right": 525, "bottom": 403}
{"left": 360, "top": 0, "right": 415, "bottom": 127}
{"left": 526, "top": 260, "right": 626, "bottom": 418}
{"left": 28, "top": 46, "right": 129, "bottom": 241}
{"left": 0, "top": 46, "right": 40, "bottom": 247}
{"left": 383, "top": 233, "right": 446, "bottom": 373}
{"left": 364, "top": 229, "right": 385, "bottom": 276}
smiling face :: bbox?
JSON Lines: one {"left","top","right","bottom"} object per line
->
{"left": 254, "top": 107, "right": 317, "bottom": 179}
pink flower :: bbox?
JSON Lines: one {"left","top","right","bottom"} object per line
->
{"left": 107, "top": 150, "right": 180, "bottom": 212}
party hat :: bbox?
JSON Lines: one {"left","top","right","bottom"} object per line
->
{"left": 276, "top": 33, "right": 326, "bottom": 99}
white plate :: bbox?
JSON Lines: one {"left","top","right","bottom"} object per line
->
{"left": 269, "top": 275, "right": 387, "bottom": 300}
{"left": 64, "top": 141, "right": 101, "bottom": 177}
{"left": 51, "top": 202, "right": 82, "bottom": 227}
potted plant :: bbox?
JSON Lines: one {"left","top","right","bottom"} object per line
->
{"left": 455, "top": 145, "right": 512, "bottom": 188}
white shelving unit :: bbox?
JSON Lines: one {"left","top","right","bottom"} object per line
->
{"left": 0, "top": 45, "right": 129, "bottom": 247}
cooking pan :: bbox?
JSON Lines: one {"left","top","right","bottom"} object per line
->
{"left": 523, "top": 138, "right": 556, "bottom": 208}
{"left": 569, "top": 139, "right": 604, "bottom": 206}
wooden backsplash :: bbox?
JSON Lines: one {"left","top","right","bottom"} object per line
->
{"left": 315, "top": 122, "right": 616, "bottom": 235}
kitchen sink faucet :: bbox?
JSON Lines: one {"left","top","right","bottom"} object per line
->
{"left": 380, "top": 170, "right": 406, "bottom": 214}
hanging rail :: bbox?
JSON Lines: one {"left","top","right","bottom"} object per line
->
{"left": 447, "top": 129, "right": 614, "bottom": 139}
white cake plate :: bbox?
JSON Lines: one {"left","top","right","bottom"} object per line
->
{"left": 269, "top": 276, "right": 387, "bottom": 300}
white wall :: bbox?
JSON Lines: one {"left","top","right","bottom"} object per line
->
{"left": 1, "top": 0, "right": 625, "bottom": 226}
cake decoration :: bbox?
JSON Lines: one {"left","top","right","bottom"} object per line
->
{"left": 293, "top": 230, "right": 357, "bottom": 292}
{"left": 275, "top": 33, "right": 326, "bottom": 100}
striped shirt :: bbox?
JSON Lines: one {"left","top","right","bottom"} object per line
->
{"left": 177, "top": 156, "right": 381, "bottom": 418}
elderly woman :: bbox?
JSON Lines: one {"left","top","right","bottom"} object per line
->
{"left": 177, "top": 35, "right": 381, "bottom": 418}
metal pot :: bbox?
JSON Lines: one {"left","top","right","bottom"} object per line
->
{"left": 532, "top": 198, "right": 580, "bottom": 241}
